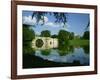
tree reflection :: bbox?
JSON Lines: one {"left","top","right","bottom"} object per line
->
{"left": 58, "top": 42, "right": 74, "bottom": 56}
{"left": 82, "top": 45, "right": 89, "bottom": 54}
{"left": 41, "top": 49, "right": 51, "bottom": 56}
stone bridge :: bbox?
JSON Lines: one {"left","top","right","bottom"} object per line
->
{"left": 32, "top": 37, "right": 58, "bottom": 50}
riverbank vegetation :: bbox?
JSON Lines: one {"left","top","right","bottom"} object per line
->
{"left": 23, "top": 24, "right": 35, "bottom": 54}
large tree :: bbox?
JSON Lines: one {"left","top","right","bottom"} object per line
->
{"left": 82, "top": 31, "right": 89, "bottom": 39}
{"left": 69, "top": 32, "right": 74, "bottom": 40}
{"left": 58, "top": 30, "right": 69, "bottom": 45}
{"left": 23, "top": 24, "right": 35, "bottom": 54}
{"left": 41, "top": 30, "right": 51, "bottom": 37}
{"left": 23, "top": 24, "right": 35, "bottom": 41}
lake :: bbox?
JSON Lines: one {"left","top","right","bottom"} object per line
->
{"left": 23, "top": 43, "right": 90, "bottom": 68}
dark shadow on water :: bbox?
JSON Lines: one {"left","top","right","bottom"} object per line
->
{"left": 23, "top": 53, "right": 86, "bottom": 69}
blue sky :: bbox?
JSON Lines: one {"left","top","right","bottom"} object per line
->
{"left": 22, "top": 11, "right": 89, "bottom": 36}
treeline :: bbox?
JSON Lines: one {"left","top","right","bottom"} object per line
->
{"left": 37, "top": 30, "right": 74, "bottom": 39}
{"left": 36, "top": 29, "right": 89, "bottom": 40}
{"left": 23, "top": 24, "right": 89, "bottom": 54}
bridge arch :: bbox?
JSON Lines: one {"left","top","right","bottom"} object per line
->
{"left": 32, "top": 37, "right": 58, "bottom": 50}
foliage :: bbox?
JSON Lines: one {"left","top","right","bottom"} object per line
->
{"left": 23, "top": 24, "right": 35, "bottom": 54}
{"left": 32, "top": 12, "right": 67, "bottom": 27}
{"left": 23, "top": 44, "right": 34, "bottom": 54}
{"left": 82, "top": 45, "right": 89, "bottom": 54}
{"left": 58, "top": 45, "right": 74, "bottom": 56}
{"left": 58, "top": 30, "right": 69, "bottom": 44}
{"left": 41, "top": 49, "right": 51, "bottom": 56}
{"left": 51, "top": 34, "right": 58, "bottom": 38}
{"left": 85, "top": 20, "right": 90, "bottom": 31}
{"left": 41, "top": 30, "right": 51, "bottom": 37}
{"left": 23, "top": 24, "right": 35, "bottom": 41}
{"left": 69, "top": 40, "right": 89, "bottom": 46}
{"left": 69, "top": 32, "right": 74, "bottom": 40}
{"left": 82, "top": 31, "right": 89, "bottom": 39}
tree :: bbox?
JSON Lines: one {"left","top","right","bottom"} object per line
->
{"left": 58, "top": 46, "right": 74, "bottom": 56}
{"left": 41, "top": 30, "right": 51, "bottom": 37}
{"left": 82, "top": 31, "right": 89, "bottom": 39}
{"left": 69, "top": 32, "right": 74, "bottom": 40}
{"left": 32, "top": 12, "right": 67, "bottom": 27}
{"left": 23, "top": 24, "right": 35, "bottom": 54}
{"left": 85, "top": 20, "right": 90, "bottom": 31}
{"left": 23, "top": 24, "right": 35, "bottom": 41}
{"left": 82, "top": 45, "right": 89, "bottom": 54}
{"left": 58, "top": 30, "right": 69, "bottom": 45}
{"left": 58, "top": 30, "right": 69, "bottom": 40}
{"left": 51, "top": 34, "right": 58, "bottom": 38}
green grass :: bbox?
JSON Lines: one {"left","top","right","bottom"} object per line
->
{"left": 69, "top": 39, "right": 89, "bottom": 46}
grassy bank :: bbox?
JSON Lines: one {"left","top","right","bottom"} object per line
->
{"left": 69, "top": 39, "right": 89, "bottom": 46}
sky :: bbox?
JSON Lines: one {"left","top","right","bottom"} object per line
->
{"left": 22, "top": 11, "right": 90, "bottom": 36}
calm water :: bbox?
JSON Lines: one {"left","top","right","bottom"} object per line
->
{"left": 23, "top": 45, "right": 90, "bottom": 68}
{"left": 35, "top": 47, "right": 89, "bottom": 65}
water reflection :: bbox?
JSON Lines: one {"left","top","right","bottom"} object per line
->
{"left": 82, "top": 45, "right": 89, "bottom": 54}
{"left": 34, "top": 47, "right": 89, "bottom": 65}
{"left": 58, "top": 44, "right": 74, "bottom": 56}
{"left": 31, "top": 39, "right": 89, "bottom": 66}
{"left": 41, "top": 49, "right": 51, "bottom": 55}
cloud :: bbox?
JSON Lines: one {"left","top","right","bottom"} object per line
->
{"left": 45, "top": 22, "right": 55, "bottom": 27}
{"left": 23, "top": 15, "right": 70, "bottom": 29}
{"left": 35, "top": 31, "right": 40, "bottom": 35}
{"left": 44, "top": 22, "right": 69, "bottom": 28}
{"left": 43, "top": 16, "right": 48, "bottom": 22}
{"left": 23, "top": 15, "right": 49, "bottom": 26}
{"left": 61, "top": 27, "right": 68, "bottom": 31}
{"left": 44, "top": 22, "right": 64, "bottom": 28}
{"left": 23, "top": 16, "right": 36, "bottom": 25}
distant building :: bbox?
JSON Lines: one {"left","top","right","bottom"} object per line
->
{"left": 74, "top": 34, "right": 80, "bottom": 39}
{"left": 32, "top": 37, "right": 58, "bottom": 50}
